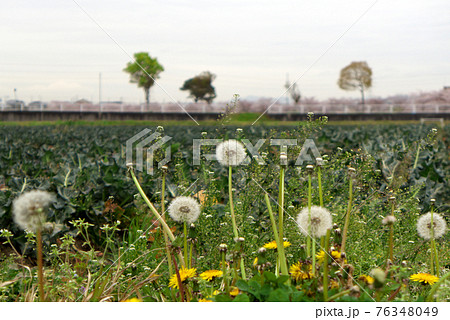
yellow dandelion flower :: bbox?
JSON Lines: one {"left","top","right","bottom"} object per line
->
{"left": 229, "top": 287, "right": 240, "bottom": 296}
{"left": 253, "top": 257, "right": 258, "bottom": 266}
{"left": 330, "top": 280, "right": 340, "bottom": 289}
{"left": 198, "top": 298, "right": 213, "bottom": 302}
{"left": 122, "top": 297, "right": 141, "bottom": 302}
{"left": 316, "top": 250, "right": 342, "bottom": 264}
{"left": 410, "top": 273, "right": 439, "bottom": 285}
{"left": 200, "top": 270, "right": 223, "bottom": 281}
{"left": 263, "top": 240, "right": 291, "bottom": 249}
{"left": 213, "top": 290, "right": 220, "bottom": 296}
{"left": 289, "top": 262, "right": 314, "bottom": 282}
{"left": 359, "top": 275, "right": 375, "bottom": 285}
{"left": 168, "top": 267, "right": 197, "bottom": 289}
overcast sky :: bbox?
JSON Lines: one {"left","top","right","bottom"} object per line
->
{"left": 1, "top": 0, "right": 449, "bottom": 103}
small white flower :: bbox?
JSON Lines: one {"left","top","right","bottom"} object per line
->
{"left": 417, "top": 212, "right": 447, "bottom": 240}
{"left": 12, "top": 190, "right": 55, "bottom": 232}
{"left": 216, "top": 140, "right": 246, "bottom": 166}
{"left": 168, "top": 196, "right": 201, "bottom": 224}
{"left": 296, "top": 206, "right": 332, "bottom": 238}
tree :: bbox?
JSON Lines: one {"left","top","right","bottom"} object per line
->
{"left": 123, "top": 52, "right": 164, "bottom": 105}
{"left": 284, "top": 81, "right": 301, "bottom": 104}
{"left": 337, "top": 61, "right": 372, "bottom": 107}
{"left": 180, "top": 71, "right": 217, "bottom": 104}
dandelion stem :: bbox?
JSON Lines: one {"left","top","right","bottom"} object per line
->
{"left": 388, "top": 200, "right": 395, "bottom": 263}
{"left": 183, "top": 222, "right": 188, "bottom": 269}
{"left": 264, "top": 193, "right": 289, "bottom": 276}
{"left": 413, "top": 143, "right": 421, "bottom": 169}
{"left": 318, "top": 166, "right": 323, "bottom": 207}
{"left": 161, "top": 170, "right": 173, "bottom": 276}
{"left": 36, "top": 227, "right": 45, "bottom": 302}
{"left": 228, "top": 165, "right": 246, "bottom": 279}
{"left": 341, "top": 174, "right": 353, "bottom": 254}
{"left": 306, "top": 172, "right": 312, "bottom": 257}
{"left": 323, "top": 229, "right": 331, "bottom": 301}
{"left": 129, "top": 167, "right": 185, "bottom": 267}
{"left": 430, "top": 206, "right": 439, "bottom": 275}
{"left": 221, "top": 251, "right": 229, "bottom": 295}
{"left": 278, "top": 166, "right": 285, "bottom": 242}
{"left": 327, "top": 289, "right": 351, "bottom": 302}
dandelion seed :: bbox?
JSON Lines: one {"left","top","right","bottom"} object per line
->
{"left": 12, "top": 190, "right": 55, "bottom": 232}
{"left": 410, "top": 273, "right": 439, "bottom": 285}
{"left": 216, "top": 140, "right": 246, "bottom": 166}
{"left": 296, "top": 206, "right": 332, "bottom": 238}
{"left": 168, "top": 196, "right": 201, "bottom": 224}
{"left": 416, "top": 212, "right": 447, "bottom": 240}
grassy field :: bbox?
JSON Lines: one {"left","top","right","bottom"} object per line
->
{"left": 0, "top": 119, "right": 448, "bottom": 302}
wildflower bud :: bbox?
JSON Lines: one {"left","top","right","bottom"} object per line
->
{"left": 161, "top": 165, "right": 168, "bottom": 172}
{"left": 126, "top": 162, "right": 134, "bottom": 168}
{"left": 389, "top": 196, "right": 396, "bottom": 202}
{"left": 333, "top": 223, "right": 339, "bottom": 229}
{"left": 382, "top": 215, "right": 397, "bottom": 225}
{"left": 219, "top": 243, "right": 228, "bottom": 253}
{"left": 386, "top": 259, "right": 393, "bottom": 267}
{"left": 236, "top": 128, "right": 243, "bottom": 132}
{"left": 370, "top": 268, "right": 386, "bottom": 288}
{"left": 288, "top": 205, "right": 295, "bottom": 210}
{"left": 315, "top": 157, "right": 323, "bottom": 166}
{"left": 401, "top": 260, "right": 407, "bottom": 267}
{"left": 317, "top": 286, "right": 324, "bottom": 293}
{"left": 258, "top": 247, "right": 267, "bottom": 254}
{"left": 235, "top": 237, "right": 245, "bottom": 243}
{"left": 350, "top": 285, "right": 360, "bottom": 295}
{"left": 306, "top": 164, "right": 314, "bottom": 172}
{"left": 340, "top": 252, "right": 346, "bottom": 259}
{"left": 330, "top": 246, "right": 336, "bottom": 252}
{"left": 334, "top": 228, "right": 341, "bottom": 235}
{"left": 201, "top": 131, "right": 207, "bottom": 136}
{"left": 430, "top": 198, "right": 436, "bottom": 205}
{"left": 280, "top": 152, "right": 288, "bottom": 165}
{"left": 348, "top": 167, "right": 356, "bottom": 175}
{"left": 157, "top": 126, "right": 164, "bottom": 131}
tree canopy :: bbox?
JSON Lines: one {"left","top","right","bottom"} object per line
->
{"left": 180, "top": 71, "right": 217, "bottom": 104}
{"left": 123, "top": 52, "right": 164, "bottom": 105}
{"left": 337, "top": 61, "right": 372, "bottom": 106}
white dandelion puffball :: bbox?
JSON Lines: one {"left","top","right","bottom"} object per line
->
{"left": 12, "top": 190, "right": 55, "bottom": 232}
{"left": 417, "top": 212, "right": 447, "bottom": 240}
{"left": 168, "top": 196, "right": 201, "bottom": 224}
{"left": 296, "top": 206, "right": 332, "bottom": 238}
{"left": 216, "top": 140, "right": 247, "bottom": 166}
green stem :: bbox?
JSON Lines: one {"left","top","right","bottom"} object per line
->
{"left": 183, "top": 222, "right": 188, "bottom": 269}
{"left": 323, "top": 229, "right": 331, "bottom": 301}
{"left": 318, "top": 166, "right": 323, "bottom": 207}
{"left": 413, "top": 143, "right": 421, "bottom": 169}
{"left": 189, "top": 242, "right": 194, "bottom": 269}
{"left": 327, "top": 289, "right": 351, "bottom": 302}
{"left": 161, "top": 171, "right": 173, "bottom": 276}
{"left": 36, "top": 228, "right": 45, "bottom": 302}
{"left": 388, "top": 201, "right": 395, "bottom": 263}
{"left": 129, "top": 167, "right": 185, "bottom": 267}
{"left": 264, "top": 193, "right": 289, "bottom": 276}
{"left": 228, "top": 166, "right": 246, "bottom": 279}
{"left": 426, "top": 271, "right": 450, "bottom": 302}
{"left": 341, "top": 176, "right": 353, "bottom": 254}
{"left": 278, "top": 166, "right": 285, "bottom": 241}
{"left": 222, "top": 251, "right": 229, "bottom": 295}
{"left": 312, "top": 237, "right": 316, "bottom": 274}
{"left": 307, "top": 172, "right": 312, "bottom": 257}
{"left": 430, "top": 208, "right": 439, "bottom": 275}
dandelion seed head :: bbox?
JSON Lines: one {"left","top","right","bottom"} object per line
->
{"left": 12, "top": 190, "right": 55, "bottom": 232}
{"left": 296, "top": 206, "right": 332, "bottom": 238}
{"left": 216, "top": 140, "right": 246, "bottom": 166}
{"left": 416, "top": 212, "right": 447, "bottom": 240}
{"left": 382, "top": 215, "right": 397, "bottom": 225}
{"left": 168, "top": 196, "right": 201, "bottom": 224}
